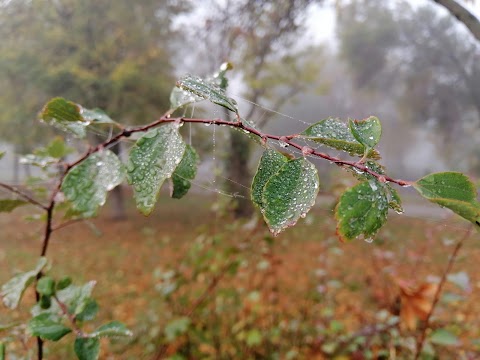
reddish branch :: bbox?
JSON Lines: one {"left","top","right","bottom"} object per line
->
{"left": 0, "top": 112, "right": 412, "bottom": 360}
{"left": 413, "top": 226, "right": 473, "bottom": 359}
{"left": 67, "top": 115, "right": 412, "bottom": 188}
{"left": 0, "top": 183, "right": 48, "bottom": 210}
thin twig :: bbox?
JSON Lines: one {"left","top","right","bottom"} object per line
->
{"left": 53, "top": 295, "right": 84, "bottom": 337}
{"left": 63, "top": 115, "right": 412, "bottom": 188}
{"left": 0, "top": 182, "right": 48, "bottom": 210}
{"left": 414, "top": 226, "right": 473, "bottom": 359}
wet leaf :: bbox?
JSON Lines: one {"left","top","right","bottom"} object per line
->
{"left": 42, "top": 136, "right": 74, "bottom": 159}
{"left": 40, "top": 98, "right": 117, "bottom": 138}
{"left": 20, "top": 154, "right": 58, "bottom": 168}
{"left": 429, "top": 329, "right": 459, "bottom": 346}
{"left": 63, "top": 281, "right": 96, "bottom": 316}
{"left": 74, "top": 337, "right": 100, "bottom": 360}
{"left": 1, "top": 257, "right": 47, "bottom": 309}
{"left": 40, "top": 98, "right": 86, "bottom": 137}
{"left": 170, "top": 145, "right": 199, "bottom": 199}
{"left": 348, "top": 116, "right": 381, "bottom": 150}
{"left": 335, "top": 181, "right": 388, "bottom": 241}
{"left": 127, "top": 124, "right": 186, "bottom": 215}
{"left": 177, "top": 75, "right": 238, "bottom": 113}
{"left": 299, "top": 118, "right": 380, "bottom": 159}
{"left": 0, "top": 199, "right": 28, "bottom": 213}
{"left": 91, "top": 321, "right": 133, "bottom": 338}
{"left": 76, "top": 299, "right": 99, "bottom": 322}
{"left": 61, "top": 150, "right": 125, "bottom": 218}
{"left": 413, "top": 172, "right": 480, "bottom": 227}
{"left": 169, "top": 86, "right": 201, "bottom": 110}
{"left": 387, "top": 184, "right": 403, "bottom": 214}
{"left": 28, "top": 313, "right": 71, "bottom": 341}
{"left": 79, "top": 108, "right": 115, "bottom": 124}
{"left": 251, "top": 149, "right": 288, "bottom": 208}
{"left": 261, "top": 158, "right": 319, "bottom": 236}
{"left": 36, "top": 277, "right": 55, "bottom": 297}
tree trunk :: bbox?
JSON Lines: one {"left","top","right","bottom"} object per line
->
{"left": 225, "top": 130, "right": 254, "bottom": 218}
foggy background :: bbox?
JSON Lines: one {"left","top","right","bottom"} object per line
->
{"left": 1, "top": 0, "right": 479, "bottom": 186}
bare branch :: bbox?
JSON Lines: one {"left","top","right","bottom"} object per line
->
{"left": 433, "top": 0, "right": 480, "bottom": 42}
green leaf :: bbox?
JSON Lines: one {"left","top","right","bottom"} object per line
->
{"left": 251, "top": 149, "right": 288, "bottom": 208}
{"left": 74, "top": 337, "right": 100, "bottom": 360}
{"left": 28, "top": 313, "right": 71, "bottom": 341}
{"left": 92, "top": 321, "right": 132, "bottom": 338}
{"left": 0, "top": 342, "right": 4, "bottom": 360}
{"left": 57, "top": 277, "right": 72, "bottom": 291}
{"left": 261, "top": 158, "right": 319, "bottom": 236}
{"left": 40, "top": 98, "right": 87, "bottom": 138}
{"left": 170, "top": 145, "right": 199, "bottom": 199}
{"left": 335, "top": 181, "right": 389, "bottom": 241}
{"left": 60, "top": 281, "right": 96, "bottom": 316}
{"left": 165, "top": 317, "right": 190, "bottom": 342}
{"left": 429, "top": 329, "right": 459, "bottom": 346}
{"left": 39, "top": 295, "right": 52, "bottom": 309}
{"left": 177, "top": 75, "right": 238, "bottom": 113}
{"left": 127, "top": 125, "right": 186, "bottom": 215}
{"left": 20, "top": 154, "right": 58, "bottom": 168}
{"left": 387, "top": 184, "right": 404, "bottom": 214}
{"left": 44, "top": 137, "right": 74, "bottom": 158}
{"left": 169, "top": 86, "right": 201, "bottom": 110}
{"left": 76, "top": 299, "right": 98, "bottom": 322}
{"left": 413, "top": 172, "right": 480, "bottom": 227}
{"left": 299, "top": 118, "right": 380, "bottom": 159}
{"left": 0, "top": 151, "right": 5, "bottom": 160}
{"left": 40, "top": 98, "right": 117, "bottom": 138}
{"left": 36, "top": 277, "right": 55, "bottom": 297}
{"left": 348, "top": 116, "right": 382, "bottom": 150}
{"left": 0, "top": 199, "right": 28, "bottom": 213}
{"left": 61, "top": 150, "right": 125, "bottom": 218}
{"left": 347, "top": 160, "right": 403, "bottom": 214}
{"left": 1, "top": 257, "right": 47, "bottom": 309}
{"left": 79, "top": 108, "right": 115, "bottom": 125}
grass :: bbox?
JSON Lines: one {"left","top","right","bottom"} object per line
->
{"left": 0, "top": 191, "right": 479, "bottom": 359}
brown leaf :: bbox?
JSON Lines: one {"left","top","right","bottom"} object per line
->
{"left": 398, "top": 280, "right": 438, "bottom": 330}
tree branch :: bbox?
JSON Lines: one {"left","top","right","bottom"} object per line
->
{"left": 433, "top": 0, "right": 480, "bottom": 42}
{"left": 0, "top": 183, "right": 48, "bottom": 211}
{"left": 64, "top": 115, "right": 412, "bottom": 188}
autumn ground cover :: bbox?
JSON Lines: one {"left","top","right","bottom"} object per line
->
{"left": 1, "top": 191, "right": 478, "bottom": 359}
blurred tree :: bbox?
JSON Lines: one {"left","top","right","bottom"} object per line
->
{"left": 337, "top": 0, "right": 480, "bottom": 172}
{"left": 0, "top": 0, "right": 188, "bottom": 218}
{"left": 188, "top": 0, "right": 325, "bottom": 218}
